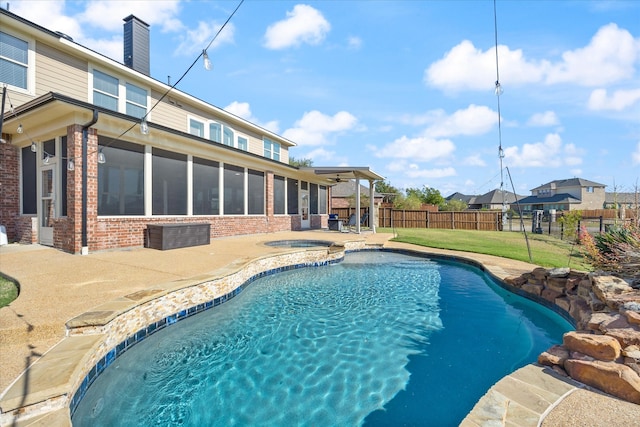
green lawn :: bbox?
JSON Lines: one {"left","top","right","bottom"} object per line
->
{"left": 379, "top": 228, "right": 592, "bottom": 271}
{"left": 0, "top": 275, "right": 18, "bottom": 308}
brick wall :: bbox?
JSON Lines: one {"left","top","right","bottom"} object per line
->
{"left": 0, "top": 135, "right": 20, "bottom": 242}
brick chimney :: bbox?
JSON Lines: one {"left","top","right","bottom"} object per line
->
{"left": 123, "top": 15, "right": 150, "bottom": 76}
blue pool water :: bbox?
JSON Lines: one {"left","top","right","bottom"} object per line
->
{"left": 72, "top": 251, "right": 573, "bottom": 426}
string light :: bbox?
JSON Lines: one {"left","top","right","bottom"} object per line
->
{"left": 203, "top": 50, "right": 212, "bottom": 71}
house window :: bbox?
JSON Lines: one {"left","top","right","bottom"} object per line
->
{"left": 193, "top": 157, "right": 219, "bottom": 215}
{"left": 223, "top": 127, "right": 234, "bottom": 147}
{"left": 189, "top": 118, "right": 205, "bottom": 137}
{"left": 310, "top": 183, "right": 319, "bottom": 215}
{"left": 224, "top": 164, "right": 244, "bottom": 215}
{"left": 237, "top": 136, "right": 248, "bottom": 151}
{"left": 93, "top": 70, "right": 119, "bottom": 111}
{"left": 97, "top": 140, "right": 144, "bottom": 215}
{"left": 587, "top": 187, "right": 594, "bottom": 193}
{"left": 319, "top": 185, "right": 327, "bottom": 214}
{"left": 0, "top": 31, "right": 28, "bottom": 89}
{"left": 152, "top": 148, "right": 187, "bottom": 215}
{"left": 248, "top": 169, "right": 264, "bottom": 215}
{"left": 21, "top": 146, "right": 37, "bottom": 214}
{"left": 209, "top": 122, "right": 221, "bottom": 143}
{"left": 287, "top": 178, "right": 298, "bottom": 214}
{"left": 263, "top": 138, "right": 281, "bottom": 161}
{"left": 125, "top": 83, "right": 147, "bottom": 118}
{"left": 273, "top": 175, "right": 285, "bottom": 215}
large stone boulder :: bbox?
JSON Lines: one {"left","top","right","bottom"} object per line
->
{"left": 564, "top": 359, "right": 640, "bottom": 405}
{"left": 563, "top": 331, "right": 621, "bottom": 361}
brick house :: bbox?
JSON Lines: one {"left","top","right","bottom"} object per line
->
{"left": 0, "top": 9, "right": 382, "bottom": 253}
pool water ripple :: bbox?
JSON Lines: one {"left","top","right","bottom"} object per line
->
{"left": 72, "top": 251, "right": 571, "bottom": 426}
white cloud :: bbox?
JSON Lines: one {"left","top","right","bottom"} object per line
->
{"left": 223, "top": 101, "right": 279, "bottom": 133}
{"left": 527, "top": 111, "right": 560, "bottom": 127}
{"left": 282, "top": 110, "right": 357, "bottom": 146}
{"left": 304, "top": 147, "right": 336, "bottom": 162}
{"left": 425, "top": 23, "right": 639, "bottom": 91}
{"left": 424, "top": 105, "right": 498, "bottom": 138}
{"left": 503, "top": 133, "right": 584, "bottom": 168}
{"left": 425, "top": 40, "right": 546, "bottom": 91}
{"left": 175, "top": 21, "right": 235, "bottom": 56}
{"left": 264, "top": 4, "right": 330, "bottom": 50}
{"left": 633, "top": 142, "right": 640, "bottom": 165}
{"left": 546, "top": 24, "right": 638, "bottom": 86}
{"left": 347, "top": 36, "right": 362, "bottom": 50}
{"left": 375, "top": 136, "right": 455, "bottom": 162}
{"left": 406, "top": 167, "right": 457, "bottom": 179}
{"left": 78, "top": 0, "right": 182, "bottom": 32}
{"left": 462, "top": 155, "right": 487, "bottom": 167}
{"left": 588, "top": 88, "right": 640, "bottom": 111}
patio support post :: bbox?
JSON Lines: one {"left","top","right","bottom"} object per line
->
{"left": 369, "top": 179, "right": 376, "bottom": 233}
{"left": 355, "top": 176, "right": 361, "bottom": 233}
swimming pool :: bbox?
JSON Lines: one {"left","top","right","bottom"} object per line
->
{"left": 72, "top": 250, "right": 573, "bottom": 426}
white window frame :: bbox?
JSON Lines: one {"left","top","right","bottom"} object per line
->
{"left": 124, "top": 82, "right": 149, "bottom": 119}
{"left": 0, "top": 30, "right": 35, "bottom": 95}
{"left": 237, "top": 136, "right": 248, "bottom": 151}
{"left": 188, "top": 117, "right": 205, "bottom": 138}
{"left": 89, "top": 68, "right": 150, "bottom": 120}
{"left": 263, "top": 138, "right": 281, "bottom": 161}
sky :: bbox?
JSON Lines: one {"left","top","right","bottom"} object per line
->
{"left": 7, "top": 0, "right": 640, "bottom": 196}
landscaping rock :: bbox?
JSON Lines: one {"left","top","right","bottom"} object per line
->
{"left": 625, "top": 310, "right": 640, "bottom": 326}
{"left": 563, "top": 331, "right": 621, "bottom": 361}
{"left": 521, "top": 283, "right": 543, "bottom": 296}
{"left": 606, "top": 328, "right": 640, "bottom": 348}
{"left": 564, "top": 359, "right": 640, "bottom": 405}
{"left": 592, "top": 276, "right": 634, "bottom": 304}
{"left": 538, "top": 345, "right": 569, "bottom": 366}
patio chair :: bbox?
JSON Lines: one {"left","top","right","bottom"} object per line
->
{"left": 344, "top": 214, "right": 357, "bottom": 232}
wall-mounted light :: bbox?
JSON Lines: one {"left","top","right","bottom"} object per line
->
{"left": 67, "top": 159, "right": 75, "bottom": 171}
{"left": 17, "top": 124, "right": 23, "bottom": 134}
{"left": 30, "top": 141, "right": 37, "bottom": 152}
{"left": 97, "top": 150, "right": 106, "bottom": 164}
{"left": 43, "top": 153, "right": 50, "bottom": 164}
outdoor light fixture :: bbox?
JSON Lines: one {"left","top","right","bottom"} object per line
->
{"left": 97, "top": 150, "right": 106, "bottom": 164}
{"left": 203, "top": 50, "right": 212, "bottom": 71}
{"left": 30, "top": 141, "right": 37, "bottom": 152}
{"left": 67, "top": 159, "right": 75, "bottom": 171}
{"left": 43, "top": 153, "right": 50, "bottom": 164}
{"left": 494, "top": 81, "right": 503, "bottom": 96}
{"left": 17, "top": 124, "right": 23, "bottom": 134}
{"left": 140, "top": 118, "right": 149, "bottom": 135}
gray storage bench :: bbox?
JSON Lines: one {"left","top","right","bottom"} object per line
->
{"left": 146, "top": 223, "right": 211, "bottom": 250}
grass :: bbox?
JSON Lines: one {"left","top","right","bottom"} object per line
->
{"left": 379, "top": 228, "right": 593, "bottom": 271}
{"left": 0, "top": 275, "right": 19, "bottom": 308}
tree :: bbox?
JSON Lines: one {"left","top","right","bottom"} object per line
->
{"left": 440, "top": 199, "right": 467, "bottom": 211}
{"left": 375, "top": 180, "right": 400, "bottom": 204}
{"left": 393, "top": 192, "right": 422, "bottom": 210}
{"left": 405, "top": 186, "right": 444, "bottom": 206}
{"left": 289, "top": 157, "right": 313, "bottom": 167}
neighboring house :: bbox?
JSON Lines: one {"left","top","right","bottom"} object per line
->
{"left": 604, "top": 192, "right": 639, "bottom": 210}
{"left": 467, "top": 189, "right": 522, "bottom": 210}
{"left": 518, "top": 178, "right": 606, "bottom": 213}
{"left": 0, "top": 9, "right": 382, "bottom": 253}
{"left": 446, "top": 192, "right": 475, "bottom": 204}
{"left": 330, "top": 181, "right": 383, "bottom": 208}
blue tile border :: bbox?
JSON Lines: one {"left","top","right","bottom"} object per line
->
{"left": 69, "top": 257, "right": 340, "bottom": 417}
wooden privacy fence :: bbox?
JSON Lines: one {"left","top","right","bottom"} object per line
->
{"left": 331, "top": 207, "right": 502, "bottom": 231}
{"left": 379, "top": 209, "right": 502, "bottom": 231}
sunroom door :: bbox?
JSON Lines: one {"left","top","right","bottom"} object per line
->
{"left": 39, "top": 166, "right": 55, "bottom": 246}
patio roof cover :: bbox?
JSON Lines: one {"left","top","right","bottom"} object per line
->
{"left": 300, "top": 166, "right": 385, "bottom": 183}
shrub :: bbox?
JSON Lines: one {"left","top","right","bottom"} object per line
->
{"left": 580, "top": 223, "right": 640, "bottom": 280}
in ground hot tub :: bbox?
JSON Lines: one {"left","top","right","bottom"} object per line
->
{"left": 264, "top": 240, "right": 333, "bottom": 248}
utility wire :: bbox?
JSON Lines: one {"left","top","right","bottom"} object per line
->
{"left": 493, "top": 0, "right": 506, "bottom": 216}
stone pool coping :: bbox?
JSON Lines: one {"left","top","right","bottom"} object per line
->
{"left": 0, "top": 231, "right": 635, "bottom": 425}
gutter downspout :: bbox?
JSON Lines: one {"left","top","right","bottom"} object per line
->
{"left": 81, "top": 110, "right": 99, "bottom": 255}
